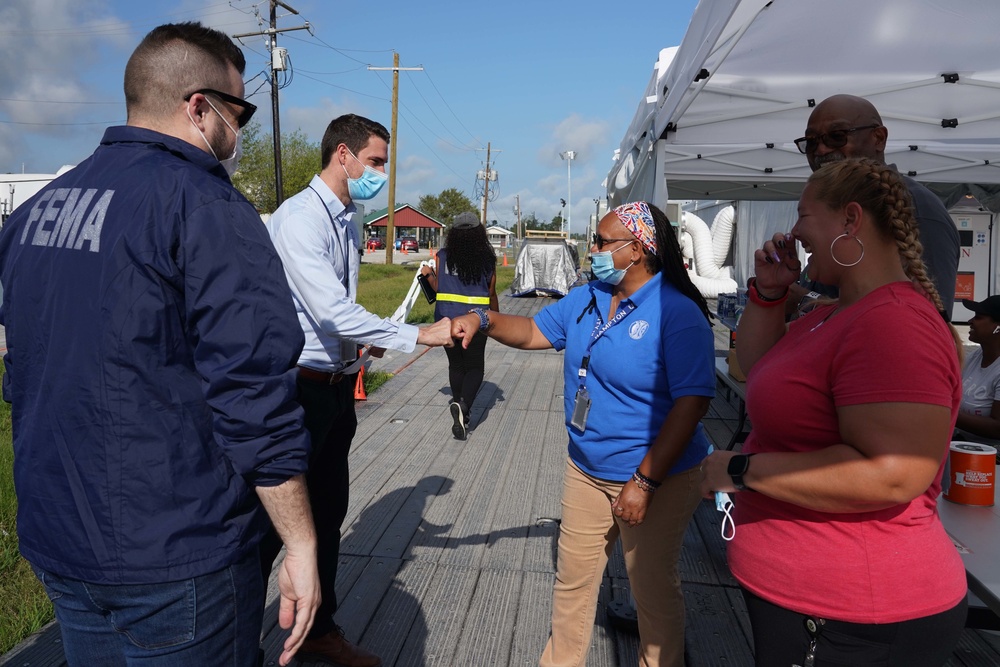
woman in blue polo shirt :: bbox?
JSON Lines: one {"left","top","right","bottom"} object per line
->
{"left": 450, "top": 201, "right": 715, "bottom": 667}
{"left": 421, "top": 212, "right": 499, "bottom": 440}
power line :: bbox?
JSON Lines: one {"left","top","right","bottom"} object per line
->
{"left": 403, "top": 71, "right": 479, "bottom": 152}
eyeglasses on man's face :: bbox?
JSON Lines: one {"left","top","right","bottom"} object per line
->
{"left": 793, "top": 124, "right": 881, "bottom": 154}
{"left": 592, "top": 234, "right": 635, "bottom": 250}
{"left": 184, "top": 89, "right": 257, "bottom": 128}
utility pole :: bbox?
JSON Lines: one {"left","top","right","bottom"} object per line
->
{"left": 232, "top": 1, "right": 310, "bottom": 208}
{"left": 369, "top": 53, "right": 423, "bottom": 265}
{"left": 515, "top": 194, "right": 522, "bottom": 241}
{"left": 482, "top": 143, "right": 492, "bottom": 225}
{"left": 559, "top": 151, "right": 575, "bottom": 237}
{"left": 592, "top": 197, "right": 602, "bottom": 245}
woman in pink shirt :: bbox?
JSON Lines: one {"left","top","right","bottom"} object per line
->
{"left": 702, "top": 159, "right": 967, "bottom": 666}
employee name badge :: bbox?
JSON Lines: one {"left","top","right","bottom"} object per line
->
{"left": 570, "top": 386, "right": 591, "bottom": 431}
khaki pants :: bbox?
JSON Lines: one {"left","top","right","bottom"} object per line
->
{"left": 539, "top": 459, "right": 702, "bottom": 667}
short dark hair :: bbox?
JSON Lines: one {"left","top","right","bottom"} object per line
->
{"left": 321, "top": 114, "right": 390, "bottom": 169}
{"left": 124, "top": 22, "right": 246, "bottom": 122}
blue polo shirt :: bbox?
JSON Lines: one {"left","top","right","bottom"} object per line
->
{"left": 534, "top": 277, "right": 715, "bottom": 481}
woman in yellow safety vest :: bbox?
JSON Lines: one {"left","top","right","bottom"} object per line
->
{"left": 421, "top": 211, "right": 499, "bottom": 440}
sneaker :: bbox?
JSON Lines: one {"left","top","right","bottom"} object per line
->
{"left": 450, "top": 401, "right": 466, "bottom": 440}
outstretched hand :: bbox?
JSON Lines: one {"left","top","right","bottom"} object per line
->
{"left": 450, "top": 313, "right": 480, "bottom": 349}
{"left": 416, "top": 317, "right": 454, "bottom": 348}
{"left": 753, "top": 232, "right": 801, "bottom": 294}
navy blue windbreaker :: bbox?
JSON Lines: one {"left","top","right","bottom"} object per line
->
{"left": 0, "top": 126, "right": 311, "bottom": 584}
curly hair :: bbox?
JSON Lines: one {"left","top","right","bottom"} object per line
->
{"left": 630, "top": 202, "right": 712, "bottom": 323}
{"left": 807, "top": 159, "right": 943, "bottom": 313}
{"left": 443, "top": 224, "right": 496, "bottom": 285}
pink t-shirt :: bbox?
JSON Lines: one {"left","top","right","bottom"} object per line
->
{"left": 729, "top": 282, "right": 967, "bottom": 624}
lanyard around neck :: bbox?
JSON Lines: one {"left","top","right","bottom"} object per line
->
{"left": 310, "top": 185, "right": 352, "bottom": 293}
{"left": 578, "top": 298, "right": 636, "bottom": 388}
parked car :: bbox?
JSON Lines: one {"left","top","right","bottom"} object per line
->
{"left": 395, "top": 236, "right": 419, "bottom": 252}
{"left": 366, "top": 236, "right": 385, "bottom": 250}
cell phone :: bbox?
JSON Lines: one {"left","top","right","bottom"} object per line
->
{"left": 417, "top": 273, "right": 436, "bottom": 303}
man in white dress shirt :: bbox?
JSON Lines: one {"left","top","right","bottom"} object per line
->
{"left": 263, "top": 114, "right": 453, "bottom": 666}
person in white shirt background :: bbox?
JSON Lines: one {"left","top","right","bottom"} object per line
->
{"left": 955, "top": 295, "right": 1000, "bottom": 445}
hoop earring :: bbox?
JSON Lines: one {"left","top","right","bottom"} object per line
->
{"left": 830, "top": 233, "right": 864, "bottom": 267}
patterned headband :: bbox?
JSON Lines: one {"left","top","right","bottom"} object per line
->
{"left": 612, "top": 201, "right": 657, "bottom": 254}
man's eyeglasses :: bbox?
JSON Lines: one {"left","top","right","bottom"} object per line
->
{"left": 793, "top": 124, "right": 881, "bottom": 154}
{"left": 185, "top": 89, "right": 257, "bottom": 128}
{"left": 592, "top": 234, "right": 635, "bottom": 250}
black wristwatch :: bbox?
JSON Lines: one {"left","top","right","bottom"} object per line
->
{"left": 728, "top": 453, "right": 756, "bottom": 491}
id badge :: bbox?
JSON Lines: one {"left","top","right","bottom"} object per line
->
{"left": 570, "top": 386, "right": 591, "bottom": 432}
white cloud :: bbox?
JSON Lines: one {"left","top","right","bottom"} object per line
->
{"left": 538, "top": 113, "right": 611, "bottom": 167}
{"left": 0, "top": 0, "right": 128, "bottom": 137}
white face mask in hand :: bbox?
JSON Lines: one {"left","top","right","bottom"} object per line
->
{"left": 716, "top": 491, "right": 736, "bottom": 541}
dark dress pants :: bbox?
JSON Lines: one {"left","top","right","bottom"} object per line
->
{"left": 259, "top": 373, "right": 357, "bottom": 638}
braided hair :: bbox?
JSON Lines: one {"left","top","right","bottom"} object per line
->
{"left": 443, "top": 224, "right": 496, "bottom": 285}
{"left": 639, "top": 202, "right": 713, "bottom": 323}
{"left": 807, "top": 159, "right": 943, "bottom": 312}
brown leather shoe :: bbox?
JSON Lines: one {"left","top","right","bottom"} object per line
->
{"left": 296, "top": 628, "right": 382, "bottom": 667}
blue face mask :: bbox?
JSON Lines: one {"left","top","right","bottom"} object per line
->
{"left": 343, "top": 148, "right": 388, "bottom": 200}
{"left": 590, "top": 241, "right": 635, "bottom": 285}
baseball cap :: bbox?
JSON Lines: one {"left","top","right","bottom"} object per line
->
{"left": 452, "top": 212, "right": 481, "bottom": 229}
{"left": 963, "top": 295, "right": 1000, "bottom": 320}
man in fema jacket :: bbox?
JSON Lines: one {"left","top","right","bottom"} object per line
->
{"left": 0, "top": 22, "right": 318, "bottom": 667}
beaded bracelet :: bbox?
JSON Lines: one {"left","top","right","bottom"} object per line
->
{"left": 632, "top": 470, "right": 662, "bottom": 493}
{"left": 747, "top": 277, "right": 789, "bottom": 307}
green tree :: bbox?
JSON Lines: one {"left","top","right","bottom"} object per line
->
{"left": 231, "top": 122, "right": 321, "bottom": 213}
{"left": 417, "top": 188, "right": 477, "bottom": 226}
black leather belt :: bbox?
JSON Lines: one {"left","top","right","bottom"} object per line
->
{"left": 297, "top": 365, "right": 345, "bottom": 384}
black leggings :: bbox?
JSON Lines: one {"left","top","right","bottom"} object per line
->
{"left": 742, "top": 587, "right": 967, "bottom": 667}
{"left": 444, "top": 331, "right": 487, "bottom": 414}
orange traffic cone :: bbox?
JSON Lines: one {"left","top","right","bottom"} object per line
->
{"left": 402, "top": 244, "right": 408, "bottom": 255}
{"left": 502, "top": 253, "right": 508, "bottom": 267}
{"left": 354, "top": 367, "right": 367, "bottom": 401}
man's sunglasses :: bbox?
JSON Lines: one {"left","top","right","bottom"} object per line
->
{"left": 793, "top": 124, "right": 881, "bottom": 154}
{"left": 592, "top": 234, "right": 635, "bottom": 250}
{"left": 185, "top": 88, "right": 257, "bottom": 128}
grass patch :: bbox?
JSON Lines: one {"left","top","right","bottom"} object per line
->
{"left": 362, "top": 370, "right": 394, "bottom": 395}
{"left": 0, "top": 366, "right": 54, "bottom": 655}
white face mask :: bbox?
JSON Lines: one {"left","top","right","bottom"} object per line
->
{"left": 187, "top": 97, "right": 241, "bottom": 177}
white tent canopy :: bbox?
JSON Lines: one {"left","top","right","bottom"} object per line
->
{"left": 606, "top": 0, "right": 1000, "bottom": 211}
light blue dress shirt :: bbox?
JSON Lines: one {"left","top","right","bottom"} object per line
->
{"left": 266, "top": 174, "right": 418, "bottom": 372}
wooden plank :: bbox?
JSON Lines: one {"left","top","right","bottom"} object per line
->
{"left": 437, "top": 410, "right": 527, "bottom": 567}
{"left": 395, "top": 565, "right": 479, "bottom": 667}
{"left": 335, "top": 557, "right": 402, "bottom": 642}
{"left": 482, "top": 409, "right": 548, "bottom": 571}
{"left": 683, "top": 582, "right": 755, "bottom": 667}
{"left": 452, "top": 569, "right": 522, "bottom": 665}
{"left": 508, "top": 571, "right": 555, "bottom": 666}
{"left": 358, "top": 560, "right": 437, "bottom": 666}
{"left": 0, "top": 622, "right": 66, "bottom": 667}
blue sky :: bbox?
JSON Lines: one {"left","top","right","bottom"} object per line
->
{"left": 0, "top": 0, "right": 698, "bottom": 233}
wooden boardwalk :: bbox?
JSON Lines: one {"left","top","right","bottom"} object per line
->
{"left": 4, "top": 292, "right": 1000, "bottom": 666}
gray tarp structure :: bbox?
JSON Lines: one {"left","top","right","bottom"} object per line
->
{"left": 510, "top": 239, "right": 580, "bottom": 298}
{"left": 606, "top": 0, "right": 1000, "bottom": 212}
